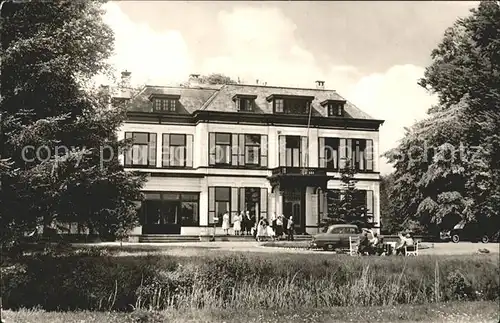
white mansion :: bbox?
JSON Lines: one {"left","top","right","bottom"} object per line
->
{"left": 115, "top": 73, "right": 384, "bottom": 236}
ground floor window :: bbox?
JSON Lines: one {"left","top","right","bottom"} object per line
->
{"left": 141, "top": 192, "right": 199, "bottom": 226}
{"left": 209, "top": 186, "right": 268, "bottom": 225}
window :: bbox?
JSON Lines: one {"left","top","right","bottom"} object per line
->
{"left": 327, "top": 104, "right": 343, "bottom": 117}
{"left": 319, "top": 137, "right": 340, "bottom": 170}
{"left": 244, "top": 135, "right": 260, "bottom": 165}
{"left": 124, "top": 132, "right": 156, "bottom": 167}
{"left": 141, "top": 192, "right": 199, "bottom": 227}
{"left": 237, "top": 99, "right": 254, "bottom": 111}
{"left": 275, "top": 99, "right": 284, "bottom": 113}
{"left": 342, "top": 139, "right": 374, "bottom": 171}
{"left": 209, "top": 187, "right": 267, "bottom": 226}
{"left": 162, "top": 134, "right": 193, "bottom": 167}
{"left": 210, "top": 133, "right": 268, "bottom": 167}
{"left": 154, "top": 98, "right": 176, "bottom": 112}
{"left": 279, "top": 135, "right": 308, "bottom": 167}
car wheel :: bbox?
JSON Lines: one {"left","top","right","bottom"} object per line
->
{"left": 451, "top": 234, "right": 460, "bottom": 243}
{"left": 324, "top": 244, "right": 334, "bottom": 251}
{"left": 481, "top": 235, "right": 489, "bottom": 243}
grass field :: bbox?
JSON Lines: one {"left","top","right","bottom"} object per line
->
{"left": 4, "top": 301, "right": 499, "bottom": 323}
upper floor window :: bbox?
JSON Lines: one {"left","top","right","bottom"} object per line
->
{"left": 319, "top": 138, "right": 373, "bottom": 172}
{"left": 278, "top": 135, "right": 308, "bottom": 167}
{"left": 233, "top": 94, "right": 257, "bottom": 112}
{"left": 319, "top": 137, "right": 340, "bottom": 170}
{"left": 124, "top": 132, "right": 157, "bottom": 167}
{"left": 267, "top": 95, "right": 314, "bottom": 115}
{"left": 209, "top": 133, "right": 268, "bottom": 167}
{"left": 154, "top": 99, "right": 176, "bottom": 112}
{"left": 149, "top": 94, "right": 181, "bottom": 112}
{"left": 162, "top": 133, "right": 193, "bottom": 167}
{"left": 321, "top": 99, "right": 346, "bottom": 117}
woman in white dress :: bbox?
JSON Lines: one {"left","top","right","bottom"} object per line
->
{"left": 222, "top": 212, "right": 230, "bottom": 235}
{"left": 233, "top": 212, "right": 242, "bottom": 236}
{"left": 256, "top": 217, "right": 267, "bottom": 242}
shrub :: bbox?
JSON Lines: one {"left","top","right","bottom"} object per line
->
{"left": 1, "top": 250, "right": 498, "bottom": 311}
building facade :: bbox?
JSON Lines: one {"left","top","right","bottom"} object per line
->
{"left": 117, "top": 75, "right": 384, "bottom": 236}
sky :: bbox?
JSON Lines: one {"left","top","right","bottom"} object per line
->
{"left": 100, "top": 1, "right": 479, "bottom": 174}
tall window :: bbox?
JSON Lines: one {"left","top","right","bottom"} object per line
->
{"left": 244, "top": 135, "right": 260, "bottom": 165}
{"left": 344, "top": 139, "right": 374, "bottom": 171}
{"left": 208, "top": 187, "right": 237, "bottom": 225}
{"left": 319, "top": 137, "right": 340, "bottom": 170}
{"left": 162, "top": 134, "right": 193, "bottom": 167}
{"left": 124, "top": 132, "right": 156, "bottom": 167}
{"left": 209, "top": 133, "right": 268, "bottom": 167}
{"left": 275, "top": 99, "right": 284, "bottom": 113}
{"left": 279, "top": 135, "right": 307, "bottom": 167}
{"left": 154, "top": 98, "right": 176, "bottom": 112}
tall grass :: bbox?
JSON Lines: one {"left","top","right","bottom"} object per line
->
{"left": 2, "top": 250, "right": 498, "bottom": 311}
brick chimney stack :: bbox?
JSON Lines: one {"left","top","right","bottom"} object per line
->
{"left": 120, "top": 70, "right": 132, "bottom": 88}
{"left": 315, "top": 80, "right": 325, "bottom": 89}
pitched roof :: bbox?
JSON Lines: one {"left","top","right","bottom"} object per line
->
{"left": 127, "top": 83, "right": 374, "bottom": 120}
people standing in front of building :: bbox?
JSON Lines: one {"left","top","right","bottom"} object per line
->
{"left": 281, "top": 214, "right": 288, "bottom": 239}
{"left": 256, "top": 216, "right": 267, "bottom": 242}
{"left": 233, "top": 212, "right": 242, "bottom": 236}
{"left": 222, "top": 212, "right": 230, "bottom": 235}
{"left": 244, "top": 211, "right": 252, "bottom": 235}
{"left": 287, "top": 216, "right": 294, "bottom": 241}
{"left": 275, "top": 214, "right": 283, "bottom": 239}
{"left": 271, "top": 213, "right": 277, "bottom": 233}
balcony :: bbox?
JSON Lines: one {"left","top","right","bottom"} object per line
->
{"left": 271, "top": 167, "right": 327, "bottom": 176}
{"left": 268, "top": 167, "right": 332, "bottom": 188}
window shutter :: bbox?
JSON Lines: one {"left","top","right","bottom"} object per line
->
{"left": 260, "top": 188, "right": 268, "bottom": 219}
{"left": 186, "top": 134, "right": 193, "bottom": 167}
{"left": 318, "top": 137, "right": 326, "bottom": 168}
{"left": 238, "top": 134, "right": 245, "bottom": 166}
{"left": 366, "top": 139, "right": 373, "bottom": 171}
{"left": 278, "top": 135, "right": 286, "bottom": 167}
{"left": 209, "top": 133, "right": 216, "bottom": 165}
{"left": 301, "top": 136, "right": 308, "bottom": 167}
{"left": 208, "top": 187, "right": 215, "bottom": 224}
{"left": 318, "top": 189, "right": 324, "bottom": 220}
{"left": 231, "top": 134, "right": 238, "bottom": 166}
{"left": 149, "top": 133, "right": 157, "bottom": 167}
{"left": 339, "top": 138, "right": 346, "bottom": 169}
{"left": 346, "top": 139, "right": 353, "bottom": 168}
{"left": 260, "top": 135, "right": 268, "bottom": 167}
{"left": 162, "top": 134, "right": 170, "bottom": 167}
{"left": 231, "top": 187, "right": 239, "bottom": 221}
{"left": 239, "top": 187, "right": 245, "bottom": 214}
{"left": 124, "top": 132, "right": 132, "bottom": 165}
{"left": 366, "top": 190, "right": 374, "bottom": 223}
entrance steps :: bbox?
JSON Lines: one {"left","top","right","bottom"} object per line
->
{"left": 138, "top": 234, "right": 313, "bottom": 243}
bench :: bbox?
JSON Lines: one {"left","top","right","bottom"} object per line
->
{"left": 404, "top": 242, "right": 419, "bottom": 256}
{"left": 349, "top": 236, "right": 360, "bottom": 256}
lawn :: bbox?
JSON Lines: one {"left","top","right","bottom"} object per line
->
{"left": 4, "top": 301, "right": 499, "bottom": 323}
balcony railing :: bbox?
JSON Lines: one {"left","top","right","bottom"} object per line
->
{"left": 271, "top": 167, "right": 327, "bottom": 176}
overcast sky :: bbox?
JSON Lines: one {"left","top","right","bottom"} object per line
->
{"left": 101, "top": 1, "right": 478, "bottom": 174}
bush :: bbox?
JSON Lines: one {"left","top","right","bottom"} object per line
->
{"left": 1, "top": 250, "right": 499, "bottom": 311}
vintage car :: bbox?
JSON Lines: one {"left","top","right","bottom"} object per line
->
{"left": 441, "top": 221, "right": 498, "bottom": 243}
{"left": 310, "top": 224, "right": 365, "bottom": 251}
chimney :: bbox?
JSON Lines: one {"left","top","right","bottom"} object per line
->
{"left": 256, "top": 79, "right": 259, "bottom": 85}
{"left": 120, "top": 70, "right": 132, "bottom": 88}
{"left": 189, "top": 74, "right": 201, "bottom": 87}
{"left": 315, "top": 80, "right": 325, "bottom": 89}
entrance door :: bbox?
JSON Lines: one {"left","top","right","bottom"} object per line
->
{"left": 142, "top": 199, "right": 182, "bottom": 234}
{"left": 283, "top": 188, "right": 305, "bottom": 234}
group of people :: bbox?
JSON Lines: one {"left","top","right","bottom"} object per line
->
{"left": 220, "top": 211, "right": 295, "bottom": 241}
{"left": 357, "top": 230, "right": 415, "bottom": 256}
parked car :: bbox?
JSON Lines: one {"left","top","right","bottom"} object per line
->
{"left": 441, "top": 222, "right": 498, "bottom": 243}
{"left": 310, "top": 224, "right": 364, "bottom": 251}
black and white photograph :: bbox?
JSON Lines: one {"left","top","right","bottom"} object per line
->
{"left": 0, "top": 0, "right": 499, "bottom": 322}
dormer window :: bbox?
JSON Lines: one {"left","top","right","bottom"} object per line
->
{"left": 321, "top": 99, "right": 346, "bottom": 117}
{"left": 266, "top": 94, "right": 314, "bottom": 114}
{"left": 149, "top": 94, "right": 181, "bottom": 113}
{"left": 232, "top": 94, "right": 257, "bottom": 112}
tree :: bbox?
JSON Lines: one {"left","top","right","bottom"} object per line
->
{"left": 0, "top": 0, "right": 146, "bottom": 247}
{"left": 379, "top": 173, "right": 402, "bottom": 234}
{"left": 181, "top": 73, "right": 237, "bottom": 86}
{"left": 322, "top": 159, "right": 373, "bottom": 229}
{"left": 385, "top": 1, "right": 500, "bottom": 235}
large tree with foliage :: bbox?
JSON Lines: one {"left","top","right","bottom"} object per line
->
{"left": 385, "top": 1, "right": 500, "bottom": 235}
{"left": 0, "top": 0, "right": 146, "bottom": 246}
